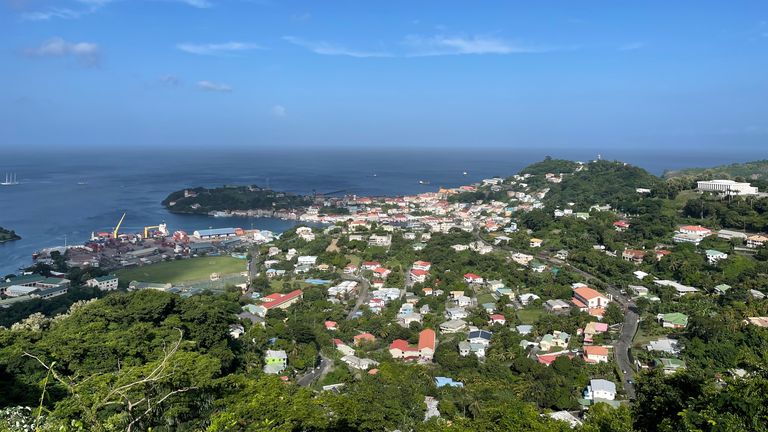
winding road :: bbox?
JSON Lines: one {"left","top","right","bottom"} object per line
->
{"left": 473, "top": 230, "right": 638, "bottom": 398}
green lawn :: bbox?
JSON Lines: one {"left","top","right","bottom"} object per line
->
{"left": 516, "top": 308, "right": 545, "bottom": 325}
{"left": 477, "top": 293, "right": 496, "bottom": 306}
{"left": 117, "top": 256, "right": 246, "bottom": 284}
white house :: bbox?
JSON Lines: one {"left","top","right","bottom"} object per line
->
{"left": 583, "top": 379, "right": 616, "bottom": 401}
{"left": 86, "top": 275, "right": 119, "bottom": 291}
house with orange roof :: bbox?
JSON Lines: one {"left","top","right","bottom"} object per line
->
{"left": 583, "top": 345, "right": 610, "bottom": 363}
{"left": 418, "top": 329, "right": 436, "bottom": 361}
{"left": 572, "top": 286, "right": 611, "bottom": 310}
{"left": 353, "top": 332, "right": 376, "bottom": 346}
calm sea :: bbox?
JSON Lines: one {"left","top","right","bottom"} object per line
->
{"left": 0, "top": 146, "right": 761, "bottom": 275}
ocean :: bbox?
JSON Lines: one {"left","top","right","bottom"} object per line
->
{"left": 0, "top": 146, "right": 762, "bottom": 276}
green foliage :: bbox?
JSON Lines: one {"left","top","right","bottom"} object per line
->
{"left": 162, "top": 185, "right": 312, "bottom": 214}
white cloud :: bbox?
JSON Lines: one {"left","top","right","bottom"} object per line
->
{"left": 619, "top": 41, "right": 645, "bottom": 51}
{"left": 176, "top": 41, "right": 263, "bottom": 55}
{"left": 271, "top": 105, "right": 286, "bottom": 117}
{"left": 20, "top": 0, "right": 113, "bottom": 20}
{"left": 196, "top": 80, "right": 232, "bottom": 92}
{"left": 160, "top": 74, "right": 181, "bottom": 86}
{"left": 403, "top": 34, "right": 553, "bottom": 56}
{"left": 26, "top": 37, "right": 101, "bottom": 66}
{"left": 283, "top": 36, "right": 392, "bottom": 58}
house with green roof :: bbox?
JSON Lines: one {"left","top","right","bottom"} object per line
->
{"left": 655, "top": 358, "right": 686, "bottom": 375}
{"left": 657, "top": 312, "right": 688, "bottom": 329}
{"left": 713, "top": 284, "right": 731, "bottom": 295}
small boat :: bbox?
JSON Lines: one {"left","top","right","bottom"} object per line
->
{"left": 463, "top": 171, "right": 468, "bottom": 175}
{"left": 77, "top": 181, "right": 88, "bottom": 185}
{"left": 1, "top": 173, "right": 19, "bottom": 186}
{"left": 418, "top": 180, "right": 431, "bottom": 185}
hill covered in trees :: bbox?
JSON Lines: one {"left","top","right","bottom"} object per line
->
{"left": 664, "top": 160, "right": 768, "bottom": 181}
{"left": 162, "top": 185, "right": 313, "bottom": 214}
{"left": 0, "top": 227, "right": 20, "bottom": 243}
{"left": 538, "top": 160, "right": 663, "bottom": 211}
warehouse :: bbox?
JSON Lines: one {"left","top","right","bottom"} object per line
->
{"left": 193, "top": 228, "right": 237, "bottom": 240}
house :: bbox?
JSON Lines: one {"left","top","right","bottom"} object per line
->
{"left": 572, "top": 286, "right": 611, "bottom": 311}
{"left": 389, "top": 339, "right": 419, "bottom": 359}
{"left": 530, "top": 261, "right": 546, "bottom": 273}
{"left": 516, "top": 325, "right": 533, "bottom": 336}
{"left": 422, "top": 287, "right": 434, "bottom": 296}
{"left": 297, "top": 255, "right": 318, "bottom": 267}
{"left": 324, "top": 321, "right": 338, "bottom": 331}
{"left": 536, "top": 350, "right": 573, "bottom": 366}
{"left": 622, "top": 249, "right": 646, "bottom": 264}
{"left": 451, "top": 244, "right": 469, "bottom": 252}
{"left": 412, "top": 260, "right": 432, "bottom": 271}
{"left": 454, "top": 295, "right": 472, "bottom": 308}
{"left": 655, "top": 250, "right": 672, "bottom": 261}
{"left": 583, "top": 345, "right": 610, "bottom": 363}
{"left": 555, "top": 250, "right": 569, "bottom": 260}
{"left": 713, "top": 284, "right": 731, "bottom": 295}
{"left": 582, "top": 322, "right": 609, "bottom": 343}
{"left": 85, "top": 275, "right": 119, "bottom": 291}
{"left": 646, "top": 338, "right": 680, "bottom": 355}
{"left": 333, "top": 339, "right": 356, "bottom": 356}
{"left": 548, "top": 411, "right": 583, "bottom": 428}
{"left": 544, "top": 299, "right": 571, "bottom": 314}
{"left": 658, "top": 312, "right": 688, "bottom": 329}
{"left": 747, "top": 235, "right": 768, "bottom": 249}
{"left": 705, "top": 249, "right": 728, "bottom": 265}
{"left": 512, "top": 252, "right": 534, "bottom": 266}
{"left": 655, "top": 358, "right": 687, "bottom": 375}
{"left": 440, "top": 319, "right": 468, "bottom": 334}
{"left": 539, "top": 331, "right": 570, "bottom": 351}
{"left": 489, "top": 314, "right": 506, "bottom": 326}
{"left": 343, "top": 265, "right": 358, "bottom": 274}
{"left": 372, "top": 267, "right": 391, "bottom": 279}
{"left": 340, "top": 355, "right": 379, "bottom": 371}
{"left": 361, "top": 261, "right": 381, "bottom": 271}
{"left": 353, "top": 332, "right": 376, "bottom": 345}
{"left": 529, "top": 238, "right": 543, "bottom": 248}
{"left": 460, "top": 331, "right": 492, "bottom": 358}
{"left": 613, "top": 220, "right": 630, "bottom": 231}
{"left": 229, "top": 324, "right": 245, "bottom": 339}
{"left": 464, "top": 273, "right": 484, "bottom": 284}
{"left": 409, "top": 269, "right": 429, "bottom": 283}
{"left": 467, "top": 330, "right": 493, "bottom": 347}
{"left": 263, "top": 350, "right": 288, "bottom": 374}
{"left": 368, "top": 234, "right": 392, "bottom": 247}
{"left": 445, "top": 307, "right": 469, "bottom": 320}
{"left": 418, "top": 329, "right": 436, "bottom": 361}
{"left": 583, "top": 379, "right": 616, "bottom": 401}
{"left": 519, "top": 293, "right": 540, "bottom": 306}
{"left": 654, "top": 280, "right": 699, "bottom": 296}
{"left": 254, "top": 290, "right": 303, "bottom": 317}
{"left": 673, "top": 225, "right": 712, "bottom": 244}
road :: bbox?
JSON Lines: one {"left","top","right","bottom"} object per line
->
{"left": 473, "top": 230, "right": 638, "bottom": 398}
{"left": 344, "top": 273, "right": 371, "bottom": 320}
{"left": 296, "top": 353, "right": 333, "bottom": 387}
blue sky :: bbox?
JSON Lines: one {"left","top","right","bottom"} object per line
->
{"left": 2, "top": 0, "right": 767, "bottom": 151}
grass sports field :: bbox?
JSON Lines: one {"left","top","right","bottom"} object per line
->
{"left": 117, "top": 256, "right": 246, "bottom": 284}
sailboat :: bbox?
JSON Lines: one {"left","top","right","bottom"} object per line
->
{"left": 1, "top": 173, "right": 19, "bottom": 186}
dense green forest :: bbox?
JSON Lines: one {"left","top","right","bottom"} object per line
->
{"left": 0, "top": 227, "right": 20, "bottom": 243}
{"left": 539, "top": 160, "right": 663, "bottom": 211}
{"left": 162, "top": 186, "right": 313, "bottom": 214}
{"left": 665, "top": 159, "right": 768, "bottom": 182}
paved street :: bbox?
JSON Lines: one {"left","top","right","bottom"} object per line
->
{"left": 345, "top": 274, "right": 371, "bottom": 320}
{"left": 297, "top": 353, "right": 333, "bottom": 387}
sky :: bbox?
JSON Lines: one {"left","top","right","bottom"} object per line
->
{"left": 2, "top": 0, "right": 768, "bottom": 152}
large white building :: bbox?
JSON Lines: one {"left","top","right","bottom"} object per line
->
{"left": 697, "top": 180, "right": 758, "bottom": 196}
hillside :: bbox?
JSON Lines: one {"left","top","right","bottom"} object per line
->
{"left": 664, "top": 160, "right": 768, "bottom": 181}
{"left": 0, "top": 227, "right": 20, "bottom": 243}
{"left": 162, "top": 185, "right": 313, "bottom": 214}
{"left": 540, "top": 159, "right": 662, "bottom": 210}
{"left": 518, "top": 157, "right": 580, "bottom": 176}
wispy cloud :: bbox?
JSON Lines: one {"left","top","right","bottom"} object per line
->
{"left": 21, "top": 0, "right": 111, "bottom": 21}
{"left": 177, "top": 41, "right": 263, "bottom": 55}
{"left": 173, "top": 0, "right": 212, "bottom": 8}
{"left": 25, "top": 37, "right": 101, "bottom": 66}
{"left": 404, "top": 34, "right": 557, "bottom": 56}
{"left": 283, "top": 36, "right": 392, "bottom": 58}
{"left": 160, "top": 74, "right": 181, "bottom": 86}
{"left": 619, "top": 41, "right": 645, "bottom": 51}
{"left": 197, "top": 80, "right": 232, "bottom": 92}
{"left": 271, "top": 105, "right": 287, "bottom": 117}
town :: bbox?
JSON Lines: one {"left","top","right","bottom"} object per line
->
{"left": 2, "top": 158, "right": 768, "bottom": 431}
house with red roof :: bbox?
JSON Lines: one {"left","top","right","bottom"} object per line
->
{"left": 655, "top": 249, "right": 672, "bottom": 261}
{"left": 622, "top": 249, "right": 646, "bottom": 264}
{"left": 613, "top": 220, "right": 631, "bottom": 231}
{"left": 324, "top": 321, "right": 337, "bottom": 331}
{"left": 372, "top": 267, "right": 391, "bottom": 279}
{"left": 537, "top": 350, "right": 574, "bottom": 366}
{"left": 353, "top": 332, "right": 376, "bottom": 346}
{"left": 410, "top": 268, "right": 429, "bottom": 283}
{"left": 255, "top": 290, "right": 303, "bottom": 316}
{"left": 362, "top": 261, "right": 381, "bottom": 271}
{"left": 464, "top": 273, "right": 484, "bottom": 284}
{"left": 412, "top": 261, "right": 432, "bottom": 271}
{"left": 389, "top": 329, "right": 436, "bottom": 362}
{"left": 422, "top": 287, "right": 434, "bottom": 296}
{"left": 489, "top": 314, "right": 506, "bottom": 326}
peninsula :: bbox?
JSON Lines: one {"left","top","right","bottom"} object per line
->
{"left": 162, "top": 185, "right": 313, "bottom": 216}
{"left": 0, "top": 226, "right": 20, "bottom": 243}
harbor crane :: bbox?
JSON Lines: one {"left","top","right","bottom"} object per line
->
{"left": 144, "top": 223, "right": 168, "bottom": 238}
{"left": 113, "top": 212, "right": 126, "bottom": 239}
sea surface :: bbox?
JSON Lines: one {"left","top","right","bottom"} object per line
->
{"left": 0, "top": 146, "right": 762, "bottom": 276}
